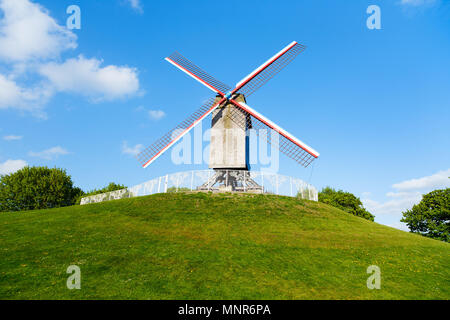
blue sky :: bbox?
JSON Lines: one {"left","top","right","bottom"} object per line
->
{"left": 0, "top": 0, "right": 449, "bottom": 230}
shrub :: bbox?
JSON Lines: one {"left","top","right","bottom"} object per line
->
{"left": 0, "top": 166, "right": 81, "bottom": 212}
{"left": 318, "top": 187, "right": 375, "bottom": 221}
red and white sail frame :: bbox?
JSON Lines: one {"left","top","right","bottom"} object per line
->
{"left": 234, "top": 41, "right": 298, "bottom": 91}
{"left": 230, "top": 100, "right": 319, "bottom": 158}
{"left": 139, "top": 97, "right": 226, "bottom": 168}
{"left": 165, "top": 52, "right": 231, "bottom": 96}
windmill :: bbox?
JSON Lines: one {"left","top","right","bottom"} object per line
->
{"left": 137, "top": 41, "right": 320, "bottom": 192}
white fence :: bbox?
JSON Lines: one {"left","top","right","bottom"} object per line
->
{"left": 80, "top": 170, "right": 318, "bottom": 205}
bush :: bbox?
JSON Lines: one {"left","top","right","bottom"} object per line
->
{"left": 0, "top": 166, "right": 81, "bottom": 212}
{"left": 401, "top": 188, "right": 449, "bottom": 242}
{"left": 318, "top": 187, "right": 375, "bottom": 221}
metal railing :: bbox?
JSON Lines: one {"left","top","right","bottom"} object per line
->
{"left": 80, "top": 170, "right": 318, "bottom": 205}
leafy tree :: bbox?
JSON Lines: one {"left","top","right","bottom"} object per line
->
{"left": 401, "top": 188, "right": 449, "bottom": 242}
{"left": 0, "top": 166, "right": 81, "bottom": 212}
{"left": 318, "top": 187, "right": 375, "bottom": 221}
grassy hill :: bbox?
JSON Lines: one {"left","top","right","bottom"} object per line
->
{"left": 0, "top": 192, "right": 448, "bottom": 299}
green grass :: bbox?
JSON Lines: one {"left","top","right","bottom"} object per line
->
{"left": 0, "top": 192, "right": 449, "bottom": 299}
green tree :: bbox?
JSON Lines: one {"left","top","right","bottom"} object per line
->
{"left": 0, "top": 166, "right": 81, "bottom": 212}
{"left": 401, "top": 188, "right": 449, "bottom": 242}
{"left": 318, "top": 187, "right": 375, "bottom": 221}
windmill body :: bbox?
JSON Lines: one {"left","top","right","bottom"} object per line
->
{"left": 201, "top": 93, "right": 262, "bottom": 192}
{"left": 209, "top": 94, "right": 250, "bottom": 170}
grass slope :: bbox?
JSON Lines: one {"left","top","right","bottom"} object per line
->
{"left": 0, "top": 193, "right": 448, "bottom": 300}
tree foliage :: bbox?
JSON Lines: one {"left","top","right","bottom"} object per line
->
{"left": 0, "top": 166, "right": 81, "bottom": 212}
{"left": 318, "top": 187, "right": 375, "bottom": 221}
{"left": 401, "top": 188, "right": 449, "bottom": 242}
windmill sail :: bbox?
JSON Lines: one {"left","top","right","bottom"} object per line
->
{"left": 165, "top": 52, "right": 231, "bottom": 95}
{"left": 138, "top": 97, "right": 226, "bottom": 168}
{"left": 232, "top": 41, "right": 306, "bottom": 98}
{"left": 228, "top": 100, "right": 319, "bottom": 167}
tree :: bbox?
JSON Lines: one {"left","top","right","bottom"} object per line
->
{"left": 401, "top": 188, "right": 449, "bottom": 242}
{"left": 0, "top": 166, "right": 82, "bottom": 212}
{"left": 318, "top": 187, "right": 375, "bottom": 221}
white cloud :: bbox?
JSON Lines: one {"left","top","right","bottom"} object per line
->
{"left": 362, "top": 192, "right": 419, "bottom": 232}
{"left": 148, "top": 109, "right": 166, "bottom": 120}
{"left": 0, "top": 0, "right": 141, "bottom": 117}
{"left": 135, "top": 106, "right": 166, "bottom": 120}
{"left": 0, "top": 0, "right": 77, "bottom": 62}
{"left": 28, "top": 146, "right": 69, "bottom": 160}
{"left": 362, "top": 169, "right": 449, "bottom": 221}
{"left": 0, "top": 159, "right": 27, "bottom": 175}
{"left": 122, "top": 141, "right": 143, "bottom": 156}
{"left": 363, "top": 192, "right": 422, "bottom": 216}
{"left": 3, "top": 134, "right": 22, "bottom": 141}
{"left": 392, "top": 169, "right": 450, "bottom": 191}
{"left": 39, "top": 56, "right": 140, "bottom": 101}
{"left": 0, "top": 73, "right": 51, "bottom": 116}
{"left": 126, "top": 0, "right": 143, "bottom": 13}
{"left": 0, "top": 73, "right": 25, "bottom": 107}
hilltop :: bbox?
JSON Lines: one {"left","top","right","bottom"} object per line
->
{"left": 0, "top": 192, "right": 448, "bottom": 299}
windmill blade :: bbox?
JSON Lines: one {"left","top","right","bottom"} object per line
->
{"left": 232, "top": 41, "right": 306, "bottom": 98}
{"left": 138, "top": 97, "right": 226, "bottom": 168}
{"left": 165, "top": 52, "right": 232, "bottom": 96}
{"left": 229, "top": 99, "right": 319, "bottom": 167}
